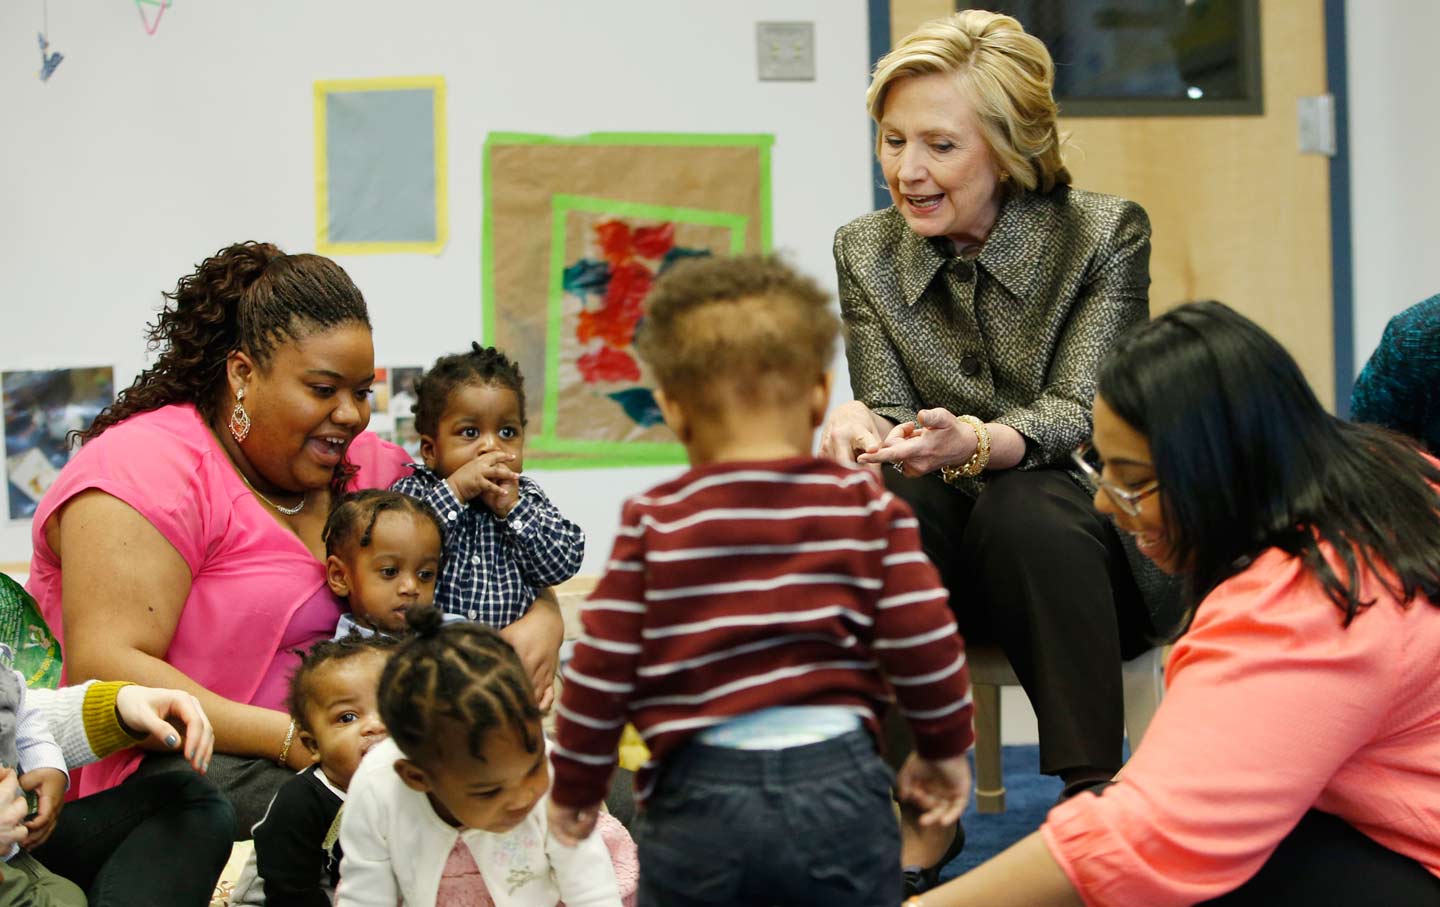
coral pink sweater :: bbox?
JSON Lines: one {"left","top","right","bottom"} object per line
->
{"left": 27, "top": 404, "right": 411, "bottom": 796}
{"left": 1043, "top": 545, "right": 1440, "bottom": 906}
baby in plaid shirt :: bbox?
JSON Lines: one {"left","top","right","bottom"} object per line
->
{"left": 391, "top": 343, "right": 584, "bottom": 631}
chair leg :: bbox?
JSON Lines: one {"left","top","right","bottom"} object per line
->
{"left": 973, "top": 682, "right": 1005, "bottom": 814}
{"left": 1121, "top": 646, "right": 1168, "bottom": 751}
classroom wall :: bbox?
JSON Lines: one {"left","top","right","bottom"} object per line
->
{"left": 1345, "top": 0, "right": 1440, "bottom": 372}
{"left": 0, "top": 0, "right": 874, "bottom": 571}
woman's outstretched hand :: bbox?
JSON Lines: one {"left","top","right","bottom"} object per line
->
{"left": 117, "top": 685, "right": 215, "bottom": 773}
{"left": 857, "top": 409, "right": 977, "bottom": 477}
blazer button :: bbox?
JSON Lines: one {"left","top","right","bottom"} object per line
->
{"left": 960, "top": 354, "right": 981, "bottom": 376}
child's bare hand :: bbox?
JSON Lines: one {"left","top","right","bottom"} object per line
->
{"left": 896, "top": 753, "right": 972, "bottom": 828}
{"left": 0, "top": 770, "right": 29, "bottom": 847}
{"left": 19, "top": 767, "right": 66, "bottom": 848}
{"left": 547, "top": 801, "right": 600, "bottom": 847}
{"left": 445, "top": 451, "right": 518, "bottom": 504}
{"left": 479, "top": 466, "right": 521, "bottom": 519}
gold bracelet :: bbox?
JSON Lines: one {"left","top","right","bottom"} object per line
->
{"left": 277, "top": 719, "right": 297, "bottom": 766}
{"left": 940, "top": 415, "right": 991, "bottom": 485}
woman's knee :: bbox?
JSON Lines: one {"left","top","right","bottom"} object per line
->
{"left": 149, "top": 771, "right": 236, "bottom": 846}
{"left": 965, "top": 469, "right": 1109, "bottom": 557}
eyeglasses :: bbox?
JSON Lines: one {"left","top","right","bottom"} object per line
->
{"left": 1071, "top": 443, "right": 1160, "bottom": 517}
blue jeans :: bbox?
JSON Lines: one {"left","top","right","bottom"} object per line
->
{"left": 634, "top": 730, "right": 900, "bottom": 907}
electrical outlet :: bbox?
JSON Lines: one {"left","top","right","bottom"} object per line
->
{"left": 757, "top": 21, "right": 815, "bottom": 82}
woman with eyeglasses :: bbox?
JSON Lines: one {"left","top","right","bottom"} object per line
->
{"left": 904, "top": 300, "right": 1440, "bottom": 906}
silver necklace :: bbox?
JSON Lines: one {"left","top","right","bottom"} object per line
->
{"left": 237, "top": 470, "right": 306, "bottom": 515}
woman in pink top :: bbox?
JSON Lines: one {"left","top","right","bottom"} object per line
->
{"left": 26, "top": 242, "right": 566, "bottom": 837}
{"left": 908, "top": 302, "right": 1440, "bottom": 906}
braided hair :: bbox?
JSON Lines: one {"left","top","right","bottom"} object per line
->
{"left": 411, "top": 342, "right": 526, "bottom": 438}
{"left": 79, "top": 241, "right": 371, "bottom": 445}
{"left": 378, "top": 607, "right": 540, "bottom": 764}
{"left": 323, "top": 489, "right": 445, "bottom": 558}
{"left": 287, "top": 632, "right": 401, "bottom": 733}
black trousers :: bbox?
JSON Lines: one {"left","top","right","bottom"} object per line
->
{"left": 33, "top": 770, "right": 234, "bottom": 907}
{"left": 132, "top": 751, "right": 292, "bottom": 840}
{"left": 885, "top": 467, "right": 1146, "bottom": 776}
{"left": 1200, "top": 810, "right": 1440, "bottom": 905}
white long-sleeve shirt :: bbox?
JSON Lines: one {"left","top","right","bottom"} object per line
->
{"left": 337, "top": 738, "right": 620, "bottom": 907}
{"left": 2, "top": 669, "right": 68, "bottom": 861}
{"left": 30, "top": 681, "right": 104, "bottom": 769}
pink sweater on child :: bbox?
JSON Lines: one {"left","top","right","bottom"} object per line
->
{"left": 1043, "top": 544, "right": 1440, "bottom": 906}
{"left": 27, "top": 403, "right": 411, "bottom": 796}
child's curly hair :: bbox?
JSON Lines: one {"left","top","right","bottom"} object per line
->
{"left": 411, "top": 342, "right": 526, "bottom": 437}
{"left": 634, "top": 254, "right": 838, "bottom": 406}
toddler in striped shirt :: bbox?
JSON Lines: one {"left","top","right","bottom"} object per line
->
{"left": 548, "top": 255, "right": 975, "bottom": 907}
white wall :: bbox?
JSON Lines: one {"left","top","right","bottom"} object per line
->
{"left": 0, "top": 0, "right": 874, "bottom": 570}
{"left": 1345, "top": 0, "right": 1440, "bottom": 372}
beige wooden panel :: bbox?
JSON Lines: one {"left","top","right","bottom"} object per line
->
{"left": 881, "top": 2, "right": 1335, "bottom": 408}
{"left": 891, "top": 0, "right": 955, "bottom": 47}
{"left": 1059, "top": 2, "right": 1334, "bottom": 407}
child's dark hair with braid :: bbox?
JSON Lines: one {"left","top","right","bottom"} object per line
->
{"left": 379, "top": 607, "right": 547, "bottom": 832}
{"left": 337, "top": 605, "right": 636, "bottom": 902}
{"left": 323, "top": 490, "right": 445, "bottom": 636}
{"left": 390, "top": 344, "right": 584, "bottom": 631}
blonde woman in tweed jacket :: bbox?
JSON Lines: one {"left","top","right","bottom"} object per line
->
{"left": 820, "top": 10, "right": 1175, "bottom": 891}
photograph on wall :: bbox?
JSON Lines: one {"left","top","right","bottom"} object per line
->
{"left": 3, "top": 367, "right": 114, "bottom": 520}
{"left": 369, "top": 366, "right": 423, "bottom": 460}
{"left": 483, "top": 131, "right": 773, "bottom": 468}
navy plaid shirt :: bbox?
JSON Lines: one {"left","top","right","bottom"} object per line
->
{"left": 391, "top": 466, "right": 585, "bottom": 627}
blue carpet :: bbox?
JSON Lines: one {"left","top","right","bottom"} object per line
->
{"left": 939, "top": 745, "right": 1061, "bottom": 880}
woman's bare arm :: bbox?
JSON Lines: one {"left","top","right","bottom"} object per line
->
{"left": 51, "top": 490, "right": 298, "bottom": 765}
{"left": 911, "top": 832, "right": 1082, "bottom": 907}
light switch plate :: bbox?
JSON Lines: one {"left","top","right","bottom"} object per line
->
{"left": 757, "top": 21, "right": 815, "bottom": 81}
{"left": 1297, "top": 94, "right": 1336, "bottom": 156}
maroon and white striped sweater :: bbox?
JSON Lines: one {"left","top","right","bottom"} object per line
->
{"left": 550, "top": 457, "right": 974, "bottom": 809}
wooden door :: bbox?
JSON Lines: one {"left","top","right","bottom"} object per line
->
{"left": 886, "top": 0, "right": 1336, "bottom": 406}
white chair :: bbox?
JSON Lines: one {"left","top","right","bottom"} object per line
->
{"left": 969, "top": 644, "right": 1166, "bottom": 813}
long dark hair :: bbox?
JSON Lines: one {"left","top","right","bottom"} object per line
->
{"left": 78, "top": 242, "right": 371, "bottom": 444}
{"left": 1098, "top": 301, "right": 1440, "bottom": 625}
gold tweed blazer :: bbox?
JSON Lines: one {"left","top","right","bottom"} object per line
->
{"left": 835, "top": 187, "right": 1184, "bottom": 640}
{"left": 834, "top": 185, "right": 1151, "bottom": 478}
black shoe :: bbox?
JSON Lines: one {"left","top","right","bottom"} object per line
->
{"left": 901, "top": 821, "right": 966, "bottom": 897}
{"left": 902, "top": 867, "right": 927, "bottom": 900}
{"left": 1056, "top": 775, "right": 1113, "bottom": 806}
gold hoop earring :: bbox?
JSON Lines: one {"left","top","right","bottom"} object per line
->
{"left": 229, "top": 388, "right": 252, "bottom": 442}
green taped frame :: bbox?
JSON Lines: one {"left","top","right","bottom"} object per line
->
{"left": 480, "top": 131, "right": 774, "bottom": 470}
